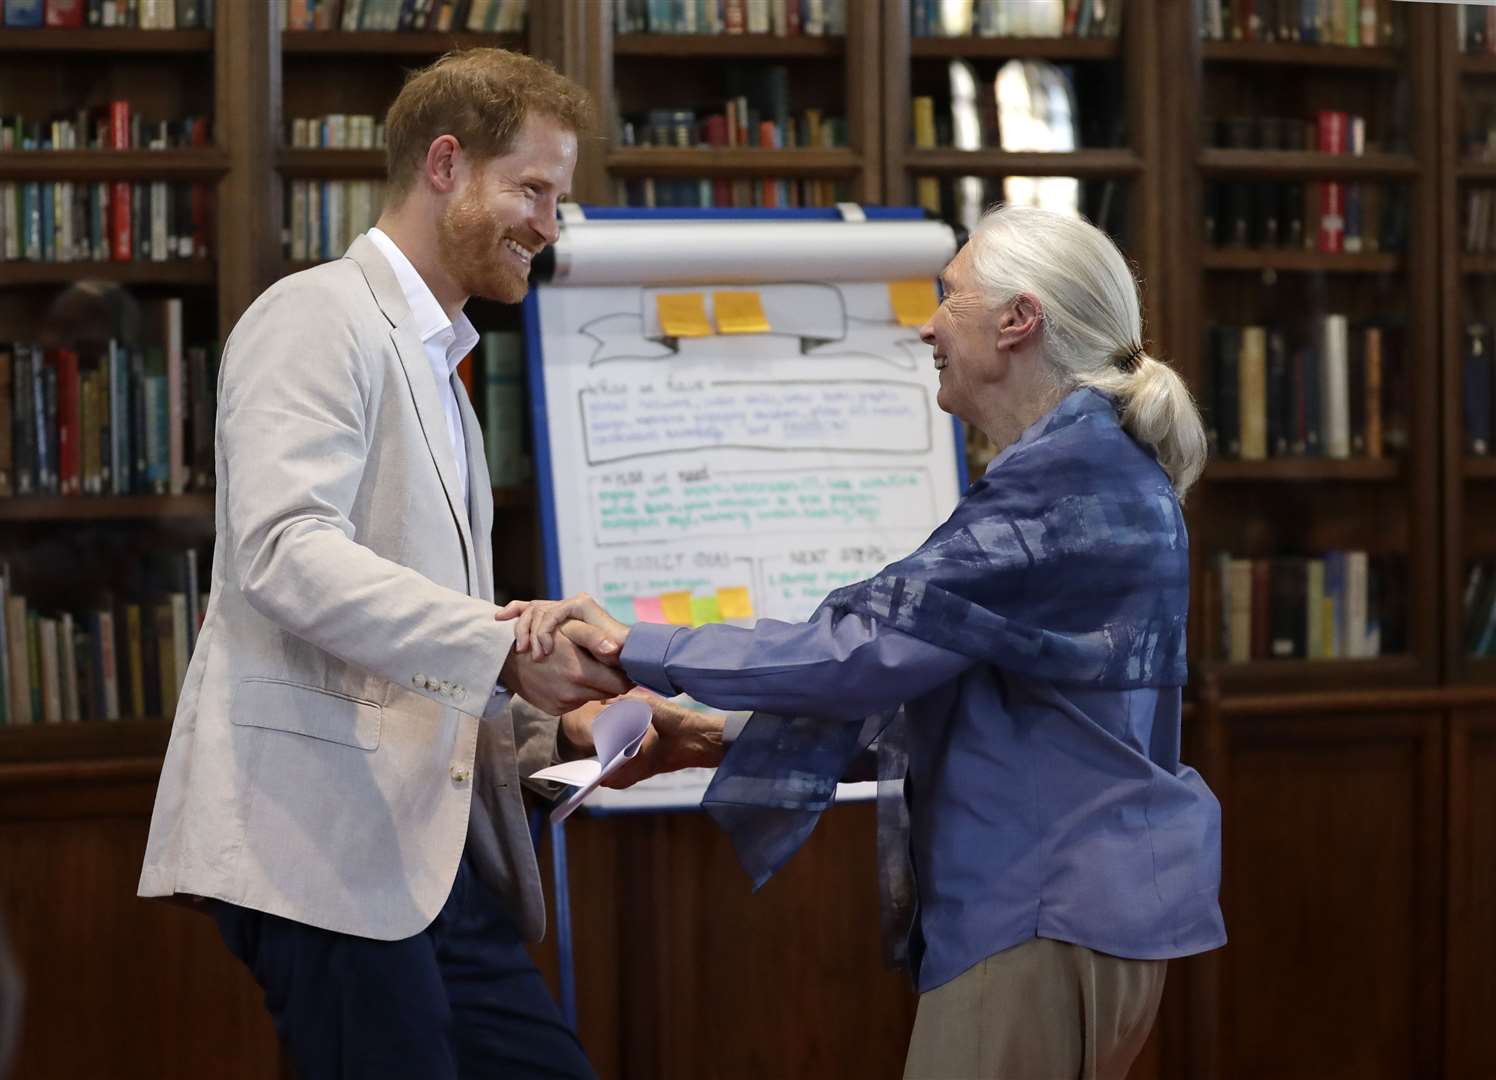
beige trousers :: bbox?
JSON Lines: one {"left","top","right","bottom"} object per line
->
{"left": 902, "top": 937, "right": 1167, "bottom": 1080}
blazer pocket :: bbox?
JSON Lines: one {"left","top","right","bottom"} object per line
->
{"left": 232, "top": 676, "right": 382, "bottom": 751}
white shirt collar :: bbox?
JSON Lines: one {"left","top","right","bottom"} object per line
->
{"left": 366, "top": 227, "right": 479, "bottom": 376}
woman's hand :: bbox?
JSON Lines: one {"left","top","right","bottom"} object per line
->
{"left": 495, "top": 593, "right": 630, "bottom": 664}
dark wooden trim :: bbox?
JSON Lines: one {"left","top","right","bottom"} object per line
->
{"left": 605, "top": 148, "right": 862, "bottom": 175}
{"left": 0, "top": 261, "right": 215, "bottom": 287}
{"left": 1205, "top": 458, "right": 1401, "bottom": 482}
{"left": 1198, "top": 148, "right": 1419, "bottom": 178}
{"left": 277, "top": 148, "right": 387, "bottom": 178}
{"left": 0, "top": 495, "right": 214, "bottom": 521}
{"left": 1202, "top": 248, "right": 1401, "bottom": 272}
{"left": 1207, "top": 654, "right": 1425, "bottom": 695}
{"left": 280, "top": 30, "right": 524, "bottom": 55}
{"left": 0, "top": 28, "right": 212, "bottom": 52}
{"left": 0, "top": 150, "right": 231, "bottom": 181}
{"left": 900, "top": 148, "right": 1143, "bottom": 175}
{"left": 908, "top": 35, "right": 1119, "bottom": 60}
{"left": 1200, "top": 40, "right": 1401, "bottom": 68}
{"left": 1221, "top": 685, "right": 1496, "bottom": 717}
{"left": 613, "top": 33, "right": 843, "bottom": 57}
{"left": 0, "top": 755, "right": 165, "bottom": 785}
{"left": 0, "top": 721, "right": 169, "bottom": 767}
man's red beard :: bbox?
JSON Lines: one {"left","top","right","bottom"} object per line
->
{"left": 436, "top": 191, "right": 531, "bottom": 304}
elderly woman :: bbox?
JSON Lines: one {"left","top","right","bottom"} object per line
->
{"left": 504, "top": 204, "right": 1225, "bottom": 1080}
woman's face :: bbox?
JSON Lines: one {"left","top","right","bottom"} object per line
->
{"left": 919, "top": 244, "right": 1006, "bottom": 424}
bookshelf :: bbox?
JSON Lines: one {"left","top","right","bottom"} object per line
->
{"left": 1175, "top": 5, "right": 1441, "bottom": 694}
{"left": 880, "top": 0, "right": 1165, "bottom": 466}
{"left": 574, "top": 2, "right": 880, "bottom": 209}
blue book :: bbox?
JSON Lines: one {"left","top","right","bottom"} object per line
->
{"left": 3, "top": 0, "right": 45, "bottom": 27}
{"left": 1465, "top": 324, "right": 1492, "bottom": 455}
{"left": 39, "top": 181, "right": 54, "bottom": 263}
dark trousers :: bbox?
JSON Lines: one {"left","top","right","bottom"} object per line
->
{"left": 213, "top": 854, "right": 596, "bottom": 1080}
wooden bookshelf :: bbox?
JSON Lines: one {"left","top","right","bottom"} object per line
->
{"left": 281, "top": 30, "right": 525, "bottom": 55}
{"left": 1201, "top": 249, "right": 1402, "bottom": 272}
{"left": 605, "top": 147, "right": 860, "bottom": 176}
{"left": 0, "top": 495, "right": 215, "bottom": 522}
{"left": 613, "top": 33, "right": 844, "bottom": 57}
{"left": 0, "top": 29, "right": 213, "bottom": 53}
{"left": 908, "top": 35, "right": 1119, "bottom": 60}
{"left": 901, "top": 148, "right": 1143, "bottom": 176}
{"left": 1198, "top": 148, "right": 1420, "bottom": 178}
{"left": 277, "top": 148, "right": 386, "bottom": 178}
{"left": 0, "top": 150, "right": 231, "bottom": 181}
{"left": 1200, "top": 41, "right": 1403, "bottom": 69}
{"left": 0, "top": 261, "right": 216, "bottom": 287}
{"left": 1206, "top": 459, "right": 1402, "bottom": 482}
{"left": 0, "top": 719, "right": 171, "bottom": 764}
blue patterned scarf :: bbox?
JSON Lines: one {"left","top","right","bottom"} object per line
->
{"left": 700, "top": 388, "right": 1190, "bottom": 961}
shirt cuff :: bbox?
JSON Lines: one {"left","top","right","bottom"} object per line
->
{"left": 721, "top": 712, "right": 750, "bottom": 745}
{"left": 620, "top": 622, "right": 685, "bottom": 697}
{"left": 483, "top": 668, "right": 513, "bottom": 721}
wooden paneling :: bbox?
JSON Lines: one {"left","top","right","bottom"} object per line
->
{"left": 0, "top": 772, "right": 279, "bottom": 1080}
{"left": 1217, "top": 710, "right": 1442, "bottom": 1079}
{"left": 1445, "top": 709, "right": 1496, "bottom": 1075}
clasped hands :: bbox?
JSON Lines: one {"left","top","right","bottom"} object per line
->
{"left": 496, "top": 594, "right": 724, "bottom": 787}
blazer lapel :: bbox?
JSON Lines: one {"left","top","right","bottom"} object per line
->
{"left": 346, "top": 234, "right": 477, "bottom": 590}
{"left": 455, "top": 379, "right": 495, "bottom": 602}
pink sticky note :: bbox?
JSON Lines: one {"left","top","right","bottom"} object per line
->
{"left": 634, "top": 595, "right": 667, "bottom": 623}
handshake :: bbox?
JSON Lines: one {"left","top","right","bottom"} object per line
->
{"left": 495, "top": 594, "right": 725, "bottom": 788}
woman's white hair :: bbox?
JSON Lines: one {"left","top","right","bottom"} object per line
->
{"left": 967, "top": 203, "right": 1207, "bottom": 499}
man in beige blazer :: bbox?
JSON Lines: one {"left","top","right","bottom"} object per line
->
{"left": 138, "top": 50, "right": 624, "bottom": 1079}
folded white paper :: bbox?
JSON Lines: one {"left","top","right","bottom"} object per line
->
{"left": 529, "top": 697, "right": 653, "bottom": 823}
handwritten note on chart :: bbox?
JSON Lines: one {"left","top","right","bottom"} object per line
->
{"left": 581, "top": 380, "right": 932, "bottom": 464}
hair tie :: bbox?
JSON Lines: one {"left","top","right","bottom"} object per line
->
{"left": 1115, "top": 343, "right": 1145, "bottom": 373}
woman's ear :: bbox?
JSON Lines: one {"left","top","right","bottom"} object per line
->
{"left": 997, "top": 295, "right": 1043, "bottom": 349}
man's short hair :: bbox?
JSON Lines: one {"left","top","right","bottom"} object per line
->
{"left": 384, "top": 48, "right": 592, "bottom": 202}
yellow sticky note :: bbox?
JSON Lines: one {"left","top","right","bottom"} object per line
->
{"left": 660, "top": 591, "right": 694, "bottom": 626}
{"left": 717, "top": 585, "right": 754, "bottom": 620}
{"left": 656, "top": 293, "right": 713, "bottom": 337}
{"left": 713, "top": 291, "right": 772, "bottom": 334}
{"left": 888, "top": 279, "right": 939, "bottom": 327}
{"left": 690, "top": 594, "right": 723, "bottom": 627}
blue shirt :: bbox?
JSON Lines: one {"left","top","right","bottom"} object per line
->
{"left": 621, "top": 597, "right": 1226, "bottom": 993}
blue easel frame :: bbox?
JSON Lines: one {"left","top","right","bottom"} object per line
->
{"left": 521, "top": 206, "right": 968, "bottom": 1030}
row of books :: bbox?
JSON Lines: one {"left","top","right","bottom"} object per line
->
{"left": 280, "top": 0, "right": 524, "bottom": 32}
{"left": 0, "top": 180, "right": 212, "bottom": 264}
{"left": 1461, "top": 323, "right": 1496, "bottom": 456}
{"left": 911, "top": 0, "right": 1122, "bottom": 40}
{"left": 1, "top": 323, "right": 217, "bottom": 499}
{"left": 1205, "top": 180, "right": 1406, "bottom": 254}
{"left": 1461, "top": 558, "right": 1496, "bottom": 656}
{"left": 1206, "top": 318, "right": 1407, "bottom": 461}
{"left": 618, "top": 107, "right": 848, "bottom": 151}
{"left": 613, "top": 175, "right": 850, "bottom": 208}
{"left": 0, "top": 0, "right": 211, "bottom": 29}
{"left": 1206, "top": 110, "right": 1377, "bottom": 153}
{"left": 1462, "top": 189, "right": 1496, "bottom": 257}
{"left": 1197, "top": 0, "right": 1402, "bottom": 46}
{"left": 1458, "top": 5, "right": 1496, "bottom": 56}
{"left": 613, "top": 0, "right": 847, "bottom": 36}
{"left": 1213, "top": 551, "right": 1403, "bottom": 662}
{"left": 289, "top": 115, "right": 386, "bottom": 151}
{"left": 0, "top": 558, "right": 202, "bottom": 726}
{"left": 285, "top": 179, "right": 385, "bottom": 265}
{"left": 0, "top": 110, "right": 211, "bottom": 154}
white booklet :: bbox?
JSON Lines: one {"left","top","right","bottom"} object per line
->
{"left": 528, "top": 697, "right": 653, "bottom": 823}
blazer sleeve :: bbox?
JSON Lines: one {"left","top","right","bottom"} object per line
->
{"left": 218, "top": 275, "right": 514, "bottom": 717}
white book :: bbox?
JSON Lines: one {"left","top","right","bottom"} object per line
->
{"left": 747, "top": 0, "right": 770, "bottom": 33}
{"left": 1306, "top": 559, "right": 1325, "bottom": 660}
{"left": 58, "top": 181, "right": 73, "bottom": 262}
{"left": 165, "top": 297, "right": 185, "bottom": 495}
{"left": 39, "top": 617, "right": 60, "bottom": 725}
{"left": 291, "top": 181, "right": 308, "bottom": 262}
{"left": 292, "top": 117, "right": 309, "bottom": 149}
{"left": 530, "top": 698, "right": 652, "bottom": 823}
{"left": 1319, "top": 314, "right": 1351, "bottom": 459}
{"left": 1345, "top": 551, "right": 1368, "bottom": 660}
{"left": 59, "top": 612, "right": 78, "bottom": 722}
{"left": 1227, "top": 558, "right": 1252, "bottom": 663}
{"left": 2, "top": 182, "right": 16, "bottom": 260}
{"left": 151, "top": 180, "right": 168, "bottom": 263}
{"left": 329, "top": 181, "right": 345, "bottom": 259}
{"left": 309, "top": 181, "right": 322, "bottom": 260}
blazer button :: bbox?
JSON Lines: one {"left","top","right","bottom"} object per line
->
{"left": 412, "top": 673, "right": 425, "bottom": 687}
{"left": 450, "top": 765, "right": 470, "bottom": 783}
{"left": 426, "top": 677, "right": 440, "bottom": 691}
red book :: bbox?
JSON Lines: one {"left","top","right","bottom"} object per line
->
{"left": 1316, "top": 110, "right": 1346, "bottom": 154}
{"left": 712, "top": 177, "right": 732, "bottom": 207}
{"left": 109, "top": 101, "right": 129, "bottom": 150}
{"left": 44, "top": 0, "right": 84, "bottom": 27}
{"left": 1316, "top": 111, "right": 1346, "bottom": 253}
{"left": 55, "top": 349, "right": 81, "bottom": 497}
{"left": 704, "top": 114, "right": 728, "bottom": 148}
{"left": 111, "top": 180, "right": 131, "bottom": 261}
{"left": 758, "top": 120, "right": 777, "bottom": 149}
{"left": 724, "top": 0, "right": 745, "bottom": 33}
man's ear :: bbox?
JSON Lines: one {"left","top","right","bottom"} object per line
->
{"left": 425, "top": 134, "right": 462, "bottom": 196}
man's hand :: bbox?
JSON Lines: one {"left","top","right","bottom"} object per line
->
{"left": 496, "top": 593, "right": 629, "bottom": 662}
{"left": 557, "top": 699, "right": 605, "bottom": 759}
{"left": 604, "top": 688, "right": 727, "bottom": 789}
{"left": 499, "top": 630, "right": 631, "bottom": 716}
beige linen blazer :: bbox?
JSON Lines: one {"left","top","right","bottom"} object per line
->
{"left": 138, "top": 234, "right": 560, "bottom": 942}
